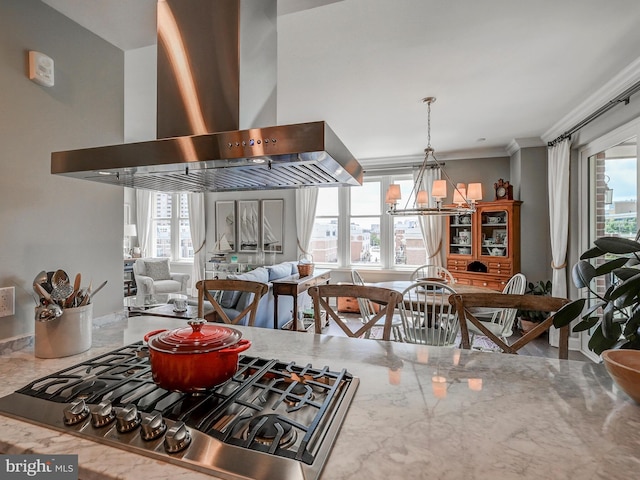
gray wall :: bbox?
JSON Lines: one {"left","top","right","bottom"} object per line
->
{"left": 517, "top": 146, "right": 551, "bottom": 285}
{"left": 0, "top": 0, "right": 124, "bottom": 340}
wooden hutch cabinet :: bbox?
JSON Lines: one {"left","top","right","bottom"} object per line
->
{"left": 446, "top": 200, "right": 522, "bottom": 290}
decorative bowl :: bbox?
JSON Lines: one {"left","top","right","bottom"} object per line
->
{"left": 457, "top": 247, "right": 471, "bottom": 255}
{"left": 602, "top": 349, "right": 640, "bottom": 404}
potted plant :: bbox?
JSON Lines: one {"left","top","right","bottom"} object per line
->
{"left": 554, "top": 236, "right": 640, "bottom": 354}
{"left": 518, "top": 280, "right": 552, "bottom": 333}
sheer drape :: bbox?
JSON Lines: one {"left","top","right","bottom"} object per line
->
{"left": 295, "top": 188, "right": 319, "bottom": 256}
{"left": 548, "top": 139, "right": 571, "bottom": 347}
{"left": 548, "top": 139, "right": 571, "bottom": 297}
{"left": 415, "top": 168, "right": 444, "bottom": 266}
{"left": 135, "top": 189, "right": 153, "bottom": 257}
{"left": 188, "top": 193, "right": 206, "bottom": 296}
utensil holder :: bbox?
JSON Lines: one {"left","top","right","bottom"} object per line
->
{"left": 35, "top": 304, "right": 93, "bottom": 358}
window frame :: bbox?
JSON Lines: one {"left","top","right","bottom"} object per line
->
{"left": 310, "top": 172, "right": 425, "bottom": 271}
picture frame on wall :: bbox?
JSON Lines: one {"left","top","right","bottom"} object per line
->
{"left": 214, "top": 201, "right": 236, "bottom": 253}
{"left": 262, "top": 199, "right": 284, "bottom": 253}
{"left": 237, "top": 200, "right": 260, "bottom": 252}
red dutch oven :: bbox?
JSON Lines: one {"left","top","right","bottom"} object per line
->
{"left": 144, "top": 319, "right": 251, "bottom": 393}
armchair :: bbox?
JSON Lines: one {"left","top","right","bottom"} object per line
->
{"left": 133, "top": 257, "right": 190, "bottom": 296}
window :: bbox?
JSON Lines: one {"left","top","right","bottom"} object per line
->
{"left": 151, "top": 193, "right": 193, "bottom": 260}
{"left": 309, "top": 187, "right": 339, "bottom": 264}
{"left": 309, "top": 175, "right": 427, "bottom": 269}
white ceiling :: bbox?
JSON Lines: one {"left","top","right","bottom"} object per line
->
{"left": 41, "top": 0, "right": 640, "bottom": 161}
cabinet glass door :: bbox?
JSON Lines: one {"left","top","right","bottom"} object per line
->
{"left": 480, "top": 210, "right": 508, "bottom": 257}
{"left": 449, "top": 214, "right": 473, "bottom": 255}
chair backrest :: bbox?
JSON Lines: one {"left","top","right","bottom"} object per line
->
{"left": 410, "top": 265, "right": 455, "bottom": 284}
{"left": 350, "top": 270, "right": 376, "bottom": 322}
{"left": 308, "top": 284, "right": 402, "bottom": 341}
{"left": 195, "top": 279, "right": 268, "bottom": 326}
{"left": 449, "top": 293, "right": 571, "bottom": 359}
{"left": 490, "top": 273, "right": 527, "bottom": 336}
{"left": 399, "top": 281, "right": 459, "bottom": 346}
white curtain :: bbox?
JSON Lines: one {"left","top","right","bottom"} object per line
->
{"left": 548, "top": 139, "right": 571, "bottom": 297}
{"left": 188, "top": 193, "right": 206, "bottom": 297}
{"left": 415, "top": 168, "right": 444, "bottom": 266}
{"left": 548, "top": 138, "right": 571, "bottom": 347}
{"left": 135, "top": 189, "right": 153, "bottom": 257}
{"left": 295, "top": 188, "right": 319, "bottom": 258}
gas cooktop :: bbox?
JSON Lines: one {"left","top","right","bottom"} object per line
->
{"left": 0, "top": 342, "right": 359, "bottom": 480}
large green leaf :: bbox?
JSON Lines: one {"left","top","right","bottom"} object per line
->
{"left": 572, "top": 317, "right": 600, "bottom": 332}
{"left": 623, "top": 308, "right": 640, "bottom": 337}
{"left": 553, "top": 299, "right": 586, "bottom": 328}
{"left": 601, "top": 302, "right": 615, "bottom": 337}
{"left": 583, "top": 301, "right": 606, "bottom": 317}
{"left": 609, "top": 272, "right": 640, "bottom": 300}
{"left": 572, "top": 261, "right": 596, "bottom": 289}
{"left": 580, "top": 245, "right": 605, "bottom": 260}
{"left": 594, "top": 236, "right": 640, "bottom": 254}
{"left": 595, "top": 257, "right": 631, "bottom": 276}
{"left": 588, "top": 326, "right": 617, "bottom": 355}
{"left": 612, "top": 267, "right": 640, "bottom": 281}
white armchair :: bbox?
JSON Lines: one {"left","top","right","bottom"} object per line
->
{"left": 133, "top": 258, "right": 190, "bottom": 296}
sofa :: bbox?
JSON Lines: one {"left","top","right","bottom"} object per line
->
{"left": 211, "top": 261, "right": 308, "bottom": 329}
{"left": 133, "top": 257, "right": 190, "bottom": 296}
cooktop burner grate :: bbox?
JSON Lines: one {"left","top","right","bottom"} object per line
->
{"left": 1, "top": 342, "right": 359, "bottom": 480}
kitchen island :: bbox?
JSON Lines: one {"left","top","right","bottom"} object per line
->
{"left": 1, "top": 315, "right": 639, "bottom": 479}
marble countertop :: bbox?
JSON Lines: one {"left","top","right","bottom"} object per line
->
{"left": 1, "top": 315, "right": 639, "bottom": 480}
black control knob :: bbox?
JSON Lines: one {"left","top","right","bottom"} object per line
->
{"left": 116, "top": 404, "right": 141, "bottom": 433}
{"left": 164, "top": 422, "right": 191, "bottom": 453}
{"left": 63, "top": 399, "right": 90, "bottom": 426}
{"left": 140, "top": 412, "right": 167, "bottom": 441}
{"left": 90, "top": 400, "right": 116, "bottom": 428}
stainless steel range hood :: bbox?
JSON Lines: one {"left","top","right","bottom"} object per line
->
{"left": 51, "top": 0, "right": 362, "bottom": 192}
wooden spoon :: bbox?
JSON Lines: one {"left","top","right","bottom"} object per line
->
{"left": 66, "top": 273, "right": 82, "bottom": 308}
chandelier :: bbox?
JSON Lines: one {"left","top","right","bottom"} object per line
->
{"left": 386, "top": 97, "right": 482, "bottom": 216}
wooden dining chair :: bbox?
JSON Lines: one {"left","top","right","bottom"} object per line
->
{"left": 399, "top": 281, "right": 460, "bottom": 346}
{"left": 308, "top": 284, "right": 403, "bottom": 341}
{"left": 351, "top": 270, "right": 403, "bottom": 340}
{"left": 449, "top": 293, "right": 571, "bottom": 359}
{"left": 195, "top": 279, "right": 268, "bottom": 326}
{"left": 465, "top": 273, "right": 527, "bottom": 346}
{"left": 410, "top": 265, "right": 456, "bottom": 283}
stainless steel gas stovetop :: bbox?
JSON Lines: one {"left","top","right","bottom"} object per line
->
{"left": 0, "top": 342, "right": 359, "bottom": 480}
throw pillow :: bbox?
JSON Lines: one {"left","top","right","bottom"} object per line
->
{"left": 144, "top": 260, "right": 171, "bottom": 281}
{"left": 266, "top": 263, "right": 291, "bottom": 281}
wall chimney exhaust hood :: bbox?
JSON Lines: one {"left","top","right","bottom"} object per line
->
{"left": 51, "top": 0, "right": 363, "bottom": 192}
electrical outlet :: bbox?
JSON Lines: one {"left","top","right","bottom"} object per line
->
{"left": 0, "top": 287, "right": 15, "bottom": 317}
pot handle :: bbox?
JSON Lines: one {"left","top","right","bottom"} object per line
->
{"left": 219, "top": 338, "right": 252, "bottom": 354}
{"left": 143, "top": 329, "right": 167, "bottom": 343}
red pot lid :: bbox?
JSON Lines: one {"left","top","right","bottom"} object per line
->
{"left": 146, "top": 319, "right": 243, "bottom": 354}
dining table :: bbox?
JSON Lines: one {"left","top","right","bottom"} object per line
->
{"left": 373, "top": 280, "right": 501, "bottom": 317}
{"left": 373, "top": 280, "right": 497, "bottom": 296}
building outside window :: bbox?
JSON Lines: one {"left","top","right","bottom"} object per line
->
{"left": 151, "top": 193, "right": 193, "bottom": 260}
{"left": 309, "top": 175, "right": 428, "bottom": 269}
{"left": 310, "top": 187, "right": 339, "bottom": 264}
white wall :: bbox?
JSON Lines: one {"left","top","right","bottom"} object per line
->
{"left": 0, "top": 0, "right": 125, "bottom": 340}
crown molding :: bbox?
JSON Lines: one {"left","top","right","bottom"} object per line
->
{"left": 542, "top": 56, "right": 640, "bottom": 143}
{"left": 506, "top": 137, "right": 546, "bottom": 156}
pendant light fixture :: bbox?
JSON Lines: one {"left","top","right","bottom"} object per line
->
{"left": 386, "top": 97, "right": 482, "bottom": 216}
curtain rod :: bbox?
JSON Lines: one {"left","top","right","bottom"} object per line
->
{"left": 547, "top": 80, "right": 640, "bottom": 147}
